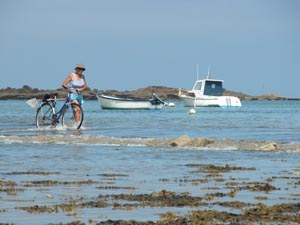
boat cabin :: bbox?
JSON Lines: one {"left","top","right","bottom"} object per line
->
{"left": 190, "top": 79, "right": 223, "bottom": 96}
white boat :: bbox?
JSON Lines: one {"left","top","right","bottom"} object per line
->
{"left": 96, "top": 92, "right": 165, "bottom": 110}
{"left": 178, "top": 68, "right": 242, "bottom": 108}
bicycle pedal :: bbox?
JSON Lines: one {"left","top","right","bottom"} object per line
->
{"left": 51, "top": 120, "right": 59, "bottom": 125}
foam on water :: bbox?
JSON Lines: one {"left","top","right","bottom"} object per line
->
{"left": 1, "top": 134, "right": 300, "bottom": 151}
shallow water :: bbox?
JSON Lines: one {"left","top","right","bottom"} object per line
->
{"left": 1, "top": 144, "right": 300, "bottom": 224}
{"left": 0, "top": 100, "right": 300, "bottom": 224}
{"left": 1, "top": 100, "right": 300, "bottom": 141}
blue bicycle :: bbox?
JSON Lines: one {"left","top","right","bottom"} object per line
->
{"left": 36, "top": 93, "right": 84, "bottom": 129}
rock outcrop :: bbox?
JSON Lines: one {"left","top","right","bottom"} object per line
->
{"left": 169, "top": 135, "right": 214, "bottom": 147}
{"left": 0, "top": 85, "right": 296, "bottom": 100}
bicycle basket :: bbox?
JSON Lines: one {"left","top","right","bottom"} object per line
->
{"left": 42, "top": 93, "right": 57, "bottom": 102}
{"left": 42, "top": 94, "right": 50, "bottom": 102}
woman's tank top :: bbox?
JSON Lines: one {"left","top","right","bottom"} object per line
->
{"left": 70, "top": 73, "right": 85, "bottom": 89}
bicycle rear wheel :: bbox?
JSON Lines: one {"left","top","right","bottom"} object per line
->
{"left": 61, "top": 103, "right": 84, "bottom": 129}
{"left": 36, "top": 102, "right": 55, "bottom": 128}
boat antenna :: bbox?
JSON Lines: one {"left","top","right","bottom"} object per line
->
{"left": 197, "top": 64, "right": 199, "bottom": 80}
{"left": 207, "top": 64, "right": 211, "bottom": 79}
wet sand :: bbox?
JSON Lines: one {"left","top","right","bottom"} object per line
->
{"left": 1, "top": 160, "right": 300, "bottom": 224}
{"left": 1, "top": 133, "right": 300, "bottom": 224}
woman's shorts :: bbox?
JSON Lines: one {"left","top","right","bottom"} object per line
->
{"left": 70, "top": 93, "right": 84, "bottom": 105}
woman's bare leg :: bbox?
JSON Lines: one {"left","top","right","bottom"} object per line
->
{"left": 72, "top": 100, "right": 81, "bottom": 123}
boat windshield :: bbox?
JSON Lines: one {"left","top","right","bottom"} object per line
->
{"left": 193, "top": 81, "right": 202, "bottom": 91}
{"left": 203, "top": 80, "right": 223, "bottom": 96}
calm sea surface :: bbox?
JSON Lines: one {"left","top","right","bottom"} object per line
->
{"left": 1, "top": 100, "right": 300, "bottom": 141}
{"left": 1, "top": 100, "right": 300, "bottom": 224}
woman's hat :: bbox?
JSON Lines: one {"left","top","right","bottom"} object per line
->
{"left": 75, "top": 64, "right": 86, "bottom": 71}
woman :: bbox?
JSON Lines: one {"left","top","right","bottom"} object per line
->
{"left": 62, "top": 64, "right": 87, "bottom": 123}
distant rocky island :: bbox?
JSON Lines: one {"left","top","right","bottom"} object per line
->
{"left": 0, "top": 85, "right": 298, "bottom": 101}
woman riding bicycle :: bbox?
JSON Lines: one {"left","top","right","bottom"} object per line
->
{"left": 62, "top": 64, "right": 87, "bottom": 123}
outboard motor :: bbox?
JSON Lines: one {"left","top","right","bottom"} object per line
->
{"left": 150, "top": 92, "right": 165, "bottom": 105}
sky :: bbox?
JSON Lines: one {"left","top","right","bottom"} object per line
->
{"left": 0, "top": 0, "right": 299, "bottom": 97}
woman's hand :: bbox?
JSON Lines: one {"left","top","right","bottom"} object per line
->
{"left": 68, "top": 88, "right": 81, "bottom": 94}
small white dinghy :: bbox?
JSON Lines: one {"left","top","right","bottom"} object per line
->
{"left": 96, "top": 92, "right": 165, "bottom": 110}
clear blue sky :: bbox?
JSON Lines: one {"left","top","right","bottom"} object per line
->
{"left": 0, "top": 0, "right": 299, "bottom": 97}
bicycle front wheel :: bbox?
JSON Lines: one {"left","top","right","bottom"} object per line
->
{"left": 61, "top": 103, "right": 84, "bottom": 129}
{"left": 36, "top": 102, "right": 55, "bottom": 128}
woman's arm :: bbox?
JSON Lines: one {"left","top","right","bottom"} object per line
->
{"left": 61, "top": 74, "right": 73, "bottom": 89}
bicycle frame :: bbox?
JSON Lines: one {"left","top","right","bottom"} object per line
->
{"left": 38, "top": 94, "right": 71, "bottom": 125}
{"left": 51, "top": 94, "right": 72, "bottom": 121}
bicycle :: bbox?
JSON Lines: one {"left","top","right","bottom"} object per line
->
{"left": 36, "top": 92, "right": 84, "bottom": 129}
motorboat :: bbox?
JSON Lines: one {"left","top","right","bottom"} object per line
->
{"left": 178, "top": 68, "right": 242, "bottom": 108}
{"left": 96, "top": 92, "right": 165, "bottom": 110}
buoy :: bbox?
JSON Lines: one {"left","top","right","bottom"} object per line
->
{"left": 188, "top": 108, "right": 196, "bottom": 115}
{"left": 46, "top": 194, "right": 53, "bottom": 199}
{"left": 169, "top": 102, "right": 175, "bottom": 107}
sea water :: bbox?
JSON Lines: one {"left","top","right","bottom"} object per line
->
{"left": 0, "top": 100, "right": 300, "bottom": 224}
{"left": 2, "top": 100, "right": 300, "bottom": 141}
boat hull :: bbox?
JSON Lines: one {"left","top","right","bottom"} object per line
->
{"left": 179, "top": 95, "right": 242, "bottom": 108}
{"left": 96, "top": 94, "right": 164, "bottom": 110}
